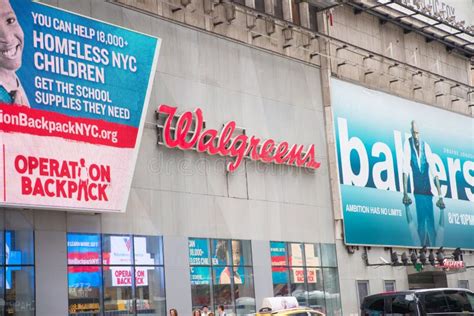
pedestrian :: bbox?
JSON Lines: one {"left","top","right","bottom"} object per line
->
{"left": 193, "top": 309, "right": 202, "bottom": 316}
{"left": 170, "top": 309, "right": 178, "bottom": 316}
{"left": 202, "top": 306, "right": 210, "bottom": 316}
{"left": 217, "top": 305, "right": 226, "bottom": 316}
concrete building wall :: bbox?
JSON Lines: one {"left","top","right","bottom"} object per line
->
{"left": 10, "top": 0, "right": 474, "bottom": 315}
{"left": 40, "top": 0, "right": 333, "bottom": 242}
{"left": 27, "top": 0, "right": 335, "bottom": 315}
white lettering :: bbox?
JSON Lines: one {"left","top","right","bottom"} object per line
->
{"left": 463, "top": 161, "right": 474, "bottom": 201}
{"left": 372, "top": 142, "right": 396, "bottom": 191}
{"left": 338, "top": 118, "right": 369, "bottom": 187}
{"left": 447, "top": 158, "right": 461, "bottom": 199}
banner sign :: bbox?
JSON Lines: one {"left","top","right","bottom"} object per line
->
{"left": 111, "top": 266, "right": 150, "bottom": 287}
{"left": 271, "top": 242, "right": 288, "bottom": 284}
{"left": 157, "top": 105, "right": 321, "bottom": 172}
{"left": 331, "top": 78, "right": 474, "bottom": 249}
{"left": 188, "top": 238, "right": 211, "bottom": 265}
{"left": 190, "top": 266, "right": 211, "bottom": 285}
{"left": 0, "top": 0, "right": 161, "bottom": 212}
{"left": 67, "top": 233, "right": 101, "bottom": 265}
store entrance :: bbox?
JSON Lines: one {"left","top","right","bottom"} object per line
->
{"left": 408, "top": 271, "right": 447, "bottom": 289}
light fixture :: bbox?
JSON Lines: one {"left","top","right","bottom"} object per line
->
{"left": 419, "top": 246, "right": 427, "bottom": 265}
{"left": 391, "top": 251, "right": 399, "bottom": 265}
{"left": 410, "top": 250, "right": 418, "bottom": 266}
{"left": 453, "top": 248, "right": 462, "bottom": 261}
{"left": 436, "top": 247, "right": 444, "bottom": 265}
{"left": 429, "top": 250, "right": 436, "bottom": 266}
{"left": 346, "top": 245, "right": 356, "bottom": 254}
{"left": 401, "top": 252, "right": 409, "bottom": 266}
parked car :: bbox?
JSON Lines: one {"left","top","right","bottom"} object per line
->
{"left": 361, "top": 288, "right": 474, "bottom": 315}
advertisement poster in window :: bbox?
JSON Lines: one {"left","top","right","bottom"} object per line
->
{"left": 68, "top": 266, "right": 102, "bottom": 314}
{"left": 214, "top": 266, "right": 244, "bottom": 285}
{"left": 67, "top": 233, "right": 100, "bottom": 265}
{"left": 0, "top": 0, "right": 161, "bottom": 213}
{"left": 304, "top": 244, "right": 319, "bottom": 266}
{"left": 306, "top": 268, "right": 317, "bottom": 283}
{"left": 103, "top": 235, "right": 132, "bottom": 265}
{"left": 270, "top": 242, "right": 288, "bottom": 284}
{"left": 332, "top": 78, "right": 474, "bottom": 249}
{"left": 110, "top": 266, "right": 150, "bottom": 287}
{"left": 134, "top": 236, "right": 155, "bottom": 265}
{"left": 190, "top": 266, "right": 211, "bottom": 285}
{"left": 289, "top": 243, "right": 304, "bottom": 266}
{"left": 189, "top": 238, "right": 210, "bottom": 265}
{"left": 289, "top": 243, "right": 305, "bottom": 284}
{"left": 291, "top": 268, "right": 305, "bottom": 284}
{"left": 212, "top": 240, "right": 230, "bottom": 266}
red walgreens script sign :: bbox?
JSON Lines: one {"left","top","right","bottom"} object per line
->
{"left": 157, "top": 105, "right": 321, "bottom": 172}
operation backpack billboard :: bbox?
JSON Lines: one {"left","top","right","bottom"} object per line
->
{"left": 0, "top": 0, "right": 161, "bottom": 212}
{"left": 331, "top": 79, "right": 474, "bottom": 249}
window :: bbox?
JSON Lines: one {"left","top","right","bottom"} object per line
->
{"left": 254, "top": 0, "right": 265, "bottom": 13}
{"left": 363, "top": 297, "right": 384, "bottom": 315}
{"left": 189, "top": 238, "right": 255, "bottom": 315}
{"left": 387, "top": 294, "right": 416, "bottom": 315}
{"left": 467, "top": 292, "right": 474, "bottom": 309}
{"left": 273, "top": 0, "right": 283, "bottom": 19}
{"left": 459, "top": 280, "right": 470, "bottom": 290}
{"left": 420, "top": 291, "right": 449, "bottom": 313}
{"left": 290, "top": 0, "right": 301, "bottom": 25}
{"left": 420, "top": 290, "right": 474, "bottom": 314}
{"left": 270, "top": 242, "right": 341, "bottom": 316}
{"left": 3, "top": 229, "right": 35, "bottom": 315}
{"left": 232, "top": 0, "right": 245, "bottom": 5}
{"left": 323, "top": 267, "right": 342, "bottom": 316}
{"left": 384, "top": 280, "right": 396, "bottom": 292}
{"left": 357, "top": 280, "right": 370, "bottom": 308}
{"left": 443, "top": 290, "right": 473, "bottom": 313}
{"left": 67, "top": 233, "right": 166, "bottom": 316}
{"left": 308, "top": 5, "right": 318, "bottom": 31}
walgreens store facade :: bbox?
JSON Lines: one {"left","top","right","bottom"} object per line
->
{"left": 0, "top": 0, "right": 341, "bottom": 315}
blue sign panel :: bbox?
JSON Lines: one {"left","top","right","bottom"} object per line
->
{"left": 1, "top": 0, "right": 160, "bottom": 213}
{"left": 331, "top": 78, "right": 474, "bottom": 249}
{"left": 67, "top": 233, "right": 101, "bottom": 265}
{"left": 189, "top": 238, "right": 210, "bottom": 265}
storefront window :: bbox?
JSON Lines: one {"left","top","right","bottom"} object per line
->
{"left": 3, "top": 229, "right": 35, "bottom": 316}
{"left": 67, "top": 233, "right": 102, "bottom": 315}
{"left": 323, "top": 268, "right": 341, "bottom": 316}
{"left": 320, "top": 244, "right": 337, "bottom": 268}
{"left": 67, "top": 233, "right": 166, "bottom": 316}
{"left": 68, "top": 265, "right": 102, "bottom": 315}
{"left": 189, "top": 238, "right": 255, "bottom": 315}
{"left": 136, "top": 266, "right": 166, "bottom": 315}
{"left": 270, "top": 241, "right": 341, "bottom": 316}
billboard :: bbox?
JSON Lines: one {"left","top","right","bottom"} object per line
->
{"left": 331, "top": 78, "right": 474, "bottom": 249}
{"left": 0, "top": 0, "right": 161, "bottom": 212}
